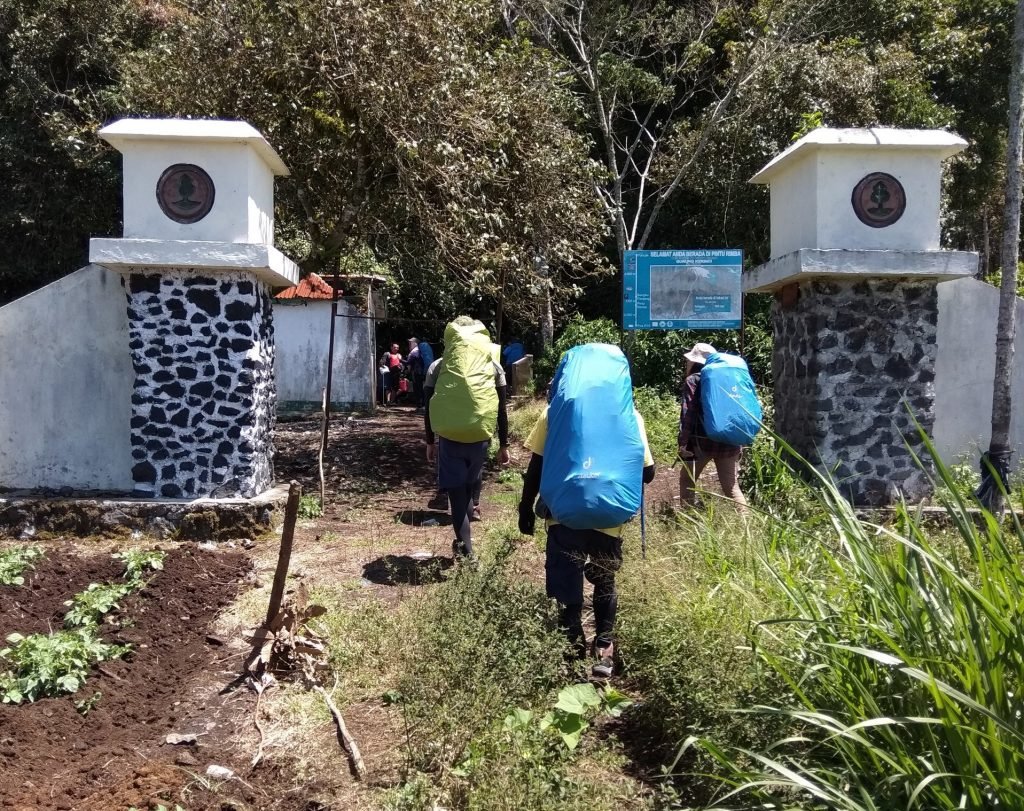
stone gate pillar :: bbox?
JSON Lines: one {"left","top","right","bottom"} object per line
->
{"left": 90, "top": 119, "right": 299, "bottom": 498}
{"left": 744, "top": 129, "right": 978, "bottom": 505}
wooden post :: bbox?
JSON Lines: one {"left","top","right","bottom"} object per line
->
{"left": 319, "top": 387, "right": 328, "bottom": 508}
{"left": 265, "top": 481, "right": 302, "bottom": 626}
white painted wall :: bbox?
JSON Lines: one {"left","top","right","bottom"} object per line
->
{"left": 753, "top": 128, "right": 966, "bottom": 259}
{"left": 0, "top": 265, "right": 133, "bottom": 490}
{"left": 274, "top": 299, "right": 374, "bottom": 408}
{"left": 247, "top": 150, "right": 275, "bottom": 244}
{"left": 120, "top": 142, "right": 267, "bottom": 243}
{"left": 769, "top": 154, "right": 817, "bottom": 259}
{"left": 934, "top": 277, "right": 1024, "bottom": 467}
{"left": 767, "top": 150, "right": 943, "bottom": 258}
{"left": 99, "top": 118, "right": 284, "bottom": 246}
{"left": 815, "top": 150, "right": 941, "bottom": 252}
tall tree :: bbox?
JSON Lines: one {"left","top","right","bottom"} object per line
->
{"left": 505, "top": 0, "right": 827, "bottom": 265}
{"left": 0, "top": 0, "right": 167, "bottom": 304}
{"left": 979, "top": 0, "right": 1024, "bottom": 512}
{"left": 125, "top": 0, "right": 607, "bottom": 330}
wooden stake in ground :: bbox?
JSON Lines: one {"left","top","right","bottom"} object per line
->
{"left": 266, "top": 481, "right": 302, "bottom": 627}
{"left": 319, "top": 387, "right": 328, "bottom": 509}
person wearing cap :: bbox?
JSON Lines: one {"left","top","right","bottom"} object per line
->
{"left": 678, "top": 342, "right": 748, "bottom": 510}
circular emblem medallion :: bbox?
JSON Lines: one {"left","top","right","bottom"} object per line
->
{"left": 851, "top": 172, "right": 906, "bottom": 228}
{"left": 156, "top": 164, "right": 215, "bottom": 224}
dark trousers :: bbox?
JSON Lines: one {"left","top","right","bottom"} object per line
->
{"left": 438, "top": 438, "right": 488, "bottom": 556}
{"left": 545, "top": 523, "right": 622, "bottom": 654}
{"left": 413, "top": 373, "right": 425, "bottom": 407}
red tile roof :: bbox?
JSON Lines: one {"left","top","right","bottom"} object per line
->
{"left": 275, "top": 273, "right": 338, "bottom": 300}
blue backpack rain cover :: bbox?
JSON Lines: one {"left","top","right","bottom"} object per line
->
{"left": 540, "top": 343, "right": 645, "bottom": 530}
{"left": 419, "top": 340, "right": 434, "bottom": 368}
{"left": 700, "top": 352, "right": 762, "bottom": 446}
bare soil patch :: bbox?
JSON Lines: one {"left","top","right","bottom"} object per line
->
{"left": 0, "top": 546, "right": 249, "bottom": 811}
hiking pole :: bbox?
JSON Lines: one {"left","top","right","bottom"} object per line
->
{"left": 640, "top": 488, "right": 646, "bottom": 560}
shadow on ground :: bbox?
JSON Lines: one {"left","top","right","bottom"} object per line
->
{"left": 395, "top": 509, "right": 451, "bottom": 527}
{"left": 362, "top": 554, "right": 454, "bottom": 586}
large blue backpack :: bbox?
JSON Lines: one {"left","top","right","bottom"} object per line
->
{"left": 540, "top": 344, "right": 645, "bottom": 530}
{"left": 700, "top": 352, "right": 762, "bottom": 446}
{"left": 419, "top": 340, "right": 434, "bottom": 369}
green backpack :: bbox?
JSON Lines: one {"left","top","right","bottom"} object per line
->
{"left": 429, "top": 320, "right": 499, "bottom": 443}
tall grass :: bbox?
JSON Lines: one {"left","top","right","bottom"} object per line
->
{"left": 686, "top": 438, "right": 1024, "bottom": 809}
{"left": 615, "top": 508, "right": 800, "bottom": 807}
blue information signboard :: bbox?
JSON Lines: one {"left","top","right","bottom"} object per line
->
{"left": 623, "top": 249, "right": 743, "bottom": 330}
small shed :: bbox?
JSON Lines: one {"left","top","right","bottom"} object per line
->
{"left": 274, "top": 273, "right": 374, "bottom": 412}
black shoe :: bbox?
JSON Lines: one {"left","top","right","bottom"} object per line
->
{"left": 427, "top": 492, "right": 448, "bottom": 511}
{"left": 591, "top": 643, "right": 614, "bottom": 679}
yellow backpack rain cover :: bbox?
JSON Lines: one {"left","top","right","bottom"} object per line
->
{"left": 430, "top": 320, "right": 499, "bottom": 443}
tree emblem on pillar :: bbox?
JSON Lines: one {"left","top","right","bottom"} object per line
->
{"left": 173, "top": 173, "right": 201, "bottom": 210}
{"left": 868, "top": 180, "right": 892, "bottom": 215}
{"left": 852, "top": 172, "right": 906, "bottom": 227}
{"left": 156, "top": 163, "right": 216, "bottom": 224}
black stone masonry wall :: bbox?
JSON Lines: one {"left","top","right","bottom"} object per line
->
{"left": 126, "top": 270, "right": 275, "bottom": 498}
{"left": 772, "top": 278, "right": 938, "bottom": 506}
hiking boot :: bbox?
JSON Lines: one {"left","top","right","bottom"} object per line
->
{"left": 592, "top": 643, "right": 615, "bottom": 679}
{"left": 428, "top": 491, "right": 448, "bottom": 511}
{"left": 470, "top": 505, "right": 482, "bottom": 522}
{"left": 451, "top": 540, "right": 478, "bottom": 566}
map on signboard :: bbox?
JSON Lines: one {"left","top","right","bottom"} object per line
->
{"left": 623, "top": 249, "right": 743, "bottom": 330}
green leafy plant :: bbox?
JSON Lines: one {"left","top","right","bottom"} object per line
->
{"left": 0, "top": 628, "right": 128, "bottom": 703}
{"left": 538, "top": 683, "right": 632, "bottom": 751}
{"left": 74, "top": 690, "right": 102, "bottom": 716}
{"left": 115, "top": 548, "right": 166, "bottom": 582}
{"left": 495, "top": 467, "right": 521, "bottom": 485}
{"left": 0, "top": 546, "right": 44, "bottom": 586}
{"left": 298, "top": 494, "right": 324, "bottom": 519}
{"left": 64, "top": 582, "right": 133, "bottom": 627}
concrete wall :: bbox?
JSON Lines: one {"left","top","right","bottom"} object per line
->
{"left": 934, "top": 277, "right": 1024, "bottom": 467}
{"left": 0, "top": 265, "right": 133, "bottom": 490}
{"left": 274, "top": 298, "right": 373, "bottom": 410}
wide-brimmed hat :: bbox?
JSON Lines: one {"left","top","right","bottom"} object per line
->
{"left": 684, "top": 342, "right": 716, "bottom": 364}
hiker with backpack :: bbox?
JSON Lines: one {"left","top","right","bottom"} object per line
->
{"left": 407, "top": 337, "right": 430, "bottom": 412}
{"left": 517, "top": 343, "right": 655, "bottom": 678}
{"left": 424, "top": 317, "right": 510, "bottom": 559}
{"left": 678, "top": 342, "right": 761, "bottom": 511}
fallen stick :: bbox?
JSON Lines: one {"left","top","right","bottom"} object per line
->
{"left": 313, "top": 682, "right": 366, "bottom": 779}
{"left": 250, "top": 686, "right": 266, "bottom": 766}
{"left": 96, "top": 664, "right": 126, "bottom": 682}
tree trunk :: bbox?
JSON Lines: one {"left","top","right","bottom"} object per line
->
{"left": 535, "top": 253, "right": 554, "bottom": 349}
{"left": 494, "top": 266, "right": 507, "bottom": 343}
{"left": 980, "top": 0, "right": 1024, "bottom": 512}
{"left": 541, "top": 285, "right": 554, "bottom": 350}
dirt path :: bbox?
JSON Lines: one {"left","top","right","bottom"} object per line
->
{"left": 1, "top": 403, "right": 674, "bottom": 810}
